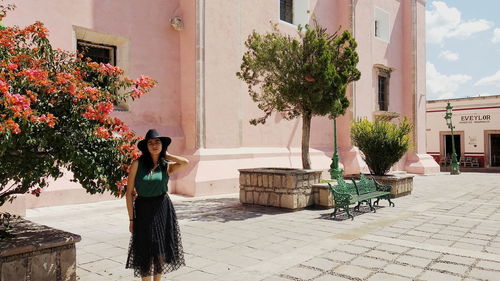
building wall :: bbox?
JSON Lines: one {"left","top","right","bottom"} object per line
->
{"left": 427, "top": 96, "right": 500, "bottom": 168}
{"left": 2, "top": 0, "right": 436, "bottom": 208}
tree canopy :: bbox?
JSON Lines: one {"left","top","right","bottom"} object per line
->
{"left": 237, "top": 21, "right": 361, "bottom": 168}
{"left": 0, "top": 4, "right": 156, "bottom": 206}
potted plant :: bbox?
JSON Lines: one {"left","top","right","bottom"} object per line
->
{"left": 236, "top": 20, "right": 361, "bottom": 209}
{"left": 350, "top": 117, "right": 414, "bottom": 197}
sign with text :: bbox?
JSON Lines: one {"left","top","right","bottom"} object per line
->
{"left": 458, "top": 113, "right": 492, "bottom": 124}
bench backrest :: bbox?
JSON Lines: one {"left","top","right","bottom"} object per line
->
{"left": 331, "top": 178, "right": 357, "bottom": 195}
{"left": 352, "top": 174, "right": 377, "bottom": 195}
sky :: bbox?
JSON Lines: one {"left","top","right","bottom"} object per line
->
{"left": 426, "top": 0, "right": 500, "bottom": 100}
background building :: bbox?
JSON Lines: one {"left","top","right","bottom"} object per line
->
{"left": 427, "top": 95, "right": 500, "bottom": 169}
{"left": 2, "top": 0, "right": 437, "bottom": 214}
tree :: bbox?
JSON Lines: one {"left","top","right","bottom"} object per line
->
{"left": 237, "top": 21, "right": 360, "bottom": 169}
{"left": 0, "top": 4, "right": 156, "bottom": 206}
{"left": 350, "top": 117, "right": 413, "bottom": 176}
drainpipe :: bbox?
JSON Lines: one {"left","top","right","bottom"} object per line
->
{"left": 412, "top": 0, "right": 418, "bottom": 152}
{"left": 351, "top": 0, "right": 357, "bottom": 119}
{"left": 196, "top": 0, "right": 206, "bottom": 149}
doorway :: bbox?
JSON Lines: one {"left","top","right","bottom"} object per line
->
{"left": 444, "top": 134, "right": 461, "bottom": 159}
{"left": 490, "top": 134, "right": 500, "bottom": 167}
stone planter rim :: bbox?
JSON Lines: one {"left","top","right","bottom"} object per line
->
{"left": 0, "top": 218, "right": 81, "bottom": 257}
{"left": 238, "top": 167, "right": 323, "bottom": 174}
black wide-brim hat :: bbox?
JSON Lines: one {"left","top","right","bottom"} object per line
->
{"left": 137, "top": 129, "right": 172, "bottom": 153}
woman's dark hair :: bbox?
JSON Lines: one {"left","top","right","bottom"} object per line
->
{"left": 138, "top": 140, "right": 168, "bottom": 171}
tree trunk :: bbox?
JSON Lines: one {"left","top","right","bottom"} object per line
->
{"left": 301, "top": 111, "right": 312, "bottom": 169}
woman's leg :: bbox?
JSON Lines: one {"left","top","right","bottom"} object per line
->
{"left": 141, "top": 276, "right": 152, "bottom": 281}
{"left": 153, "top": 274, "right": 162, "bottom": 281}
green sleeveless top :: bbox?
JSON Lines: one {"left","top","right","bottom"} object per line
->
{"left": 135, "top": 159, "right": 169, "bottom": 197}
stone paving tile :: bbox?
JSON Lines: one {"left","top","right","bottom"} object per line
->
{"left": 424, "top": 238, "right": 454, "bottom": 247}
{"left": 171, "top": 270, "right": 217, "bottom": 281}
{"left": 383, "top": 264, "right": 422, "bottom": 278}
{"left": 367, "top": 272, "right": 412, "bottom": 281}
{"left": 439, "top": 254, "right": 477, "bottom": 265}
{"left": 260, "top": 276, "right": 291, "bottom": 281}
{"left": 375, "top": 244, "right": 409, "bottom": 254}
{"left": 476, "top": 259, "right": 500, "bottom": 271}
{"left": 406, "top": 249, "right": 442, "bottom": 259}
{"left": 301, "top": 257, "right": 339, "bottom": 271}
{"left": 397, "top": 255, "right": 432, "bottom": 267}
{"left": 452, "top": 242, "right": 484, "bottom": 251}
{"left": 350, "top": 256, "right": 388, "bottom": 268}
{"left": 312, "top": 274, "right": 351, "bottom": 281}
{"left": 281, "top": 266, "right": 322, "bottom": 280}
{"left": 350, "top": 239, "right": 379, "bottom": 248}
{"left": 417, "top": 270, "right": 462, "bottom": 281}
{"left": 334, "top": 244, "right": 370, "bottom": 255}
{"left": 332, "top": 264, "right": 373, "bottom": 280}
{"left": 364, "top": 249, "right": 398, "bottom": 261}
{"left": 430, "top": 262, "right": 469, "bottom": 275}
{"left": 323, "top": 251, "right": 357, "bottom": 262}
{"left": 468, "top": 268, "right": 500, "bottom": 280}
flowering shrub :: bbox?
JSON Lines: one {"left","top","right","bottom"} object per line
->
{"left": 0, "top": 4, "right": 157, "bottom": 206}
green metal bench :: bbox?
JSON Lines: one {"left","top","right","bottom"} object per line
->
{"left": 327, "top": 175, "right": 394, "bottom": 220}
{"left": 352, "top": 174, "right": 394, "bottom": 208}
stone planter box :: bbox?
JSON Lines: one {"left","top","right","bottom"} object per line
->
{"left": 351, "top": 174, "right": 414, "bottom": 198}
{"left": 372, "top": 174, "right": 414, "bottom": 198}
{"left": 0, "top": 218, "right": 81, "bottom": 281}
{"left": 239, "top": 168, "right": 322, "bottom": 210}
{"left": 312, "top": 182, "right": 335, "bottom": 208}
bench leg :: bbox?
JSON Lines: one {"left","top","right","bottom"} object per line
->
{"left": 387, "top": 197, "right": 395, "bottom": 207}
{"left": 345, "top": 206, "right": 354, "bottom": 220}
{"left": 354, "top": 202, "right": 361, "bottom": 212}
{"left": 374, "top": 198, "right": 380, "bottom": 206}
{"left": 368, "top": 199, "right": 375, "bottom": 213}
{"left": 331, "top": 207, "right": 338, "bottom": 218}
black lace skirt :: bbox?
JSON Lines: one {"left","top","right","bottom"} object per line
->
{"left": 126, "top": 193, "right": 185, "bottom": 277}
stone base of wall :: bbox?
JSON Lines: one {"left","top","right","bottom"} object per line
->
{"left": 239, "top": 168, "right": 323, "bottom": 210}
{"left": 0, "top": 219, "right": 81, "bottom": 281}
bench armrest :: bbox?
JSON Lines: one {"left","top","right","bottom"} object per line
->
{"left": 327, "top": 183, "right": 352, "bottom": 205}
{"left": 373, "top": 180, "right": 392, "bottom": 192}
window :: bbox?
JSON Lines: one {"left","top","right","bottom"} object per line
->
{"left": 77, "top": 40, "right": 116, "bottom": 65}
{"left": 280, "top": 0, "right": 293, "bottom": 24}
{"left": 374, "top": 7, "right": 390, "bottom": 42}
{"left": 375, "top": 65, "right": 391, "bottom": 111}
{"left": 377, "top": 76, "right": 388, "bottom": 111}
{"left": 280, "top": 0, "right": 309, "bottom": 27}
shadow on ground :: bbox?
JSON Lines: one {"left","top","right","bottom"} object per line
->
{"left": 174, "top": 198, "right": 293, "bottom": 223}
{"left": 317, "top": 205, "right": 386, "bottom": 221}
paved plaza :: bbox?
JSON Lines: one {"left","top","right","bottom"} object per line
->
{"left": 26, "top": 172, "right": 500, "bottom": 281}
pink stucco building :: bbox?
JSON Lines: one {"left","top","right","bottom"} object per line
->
{"left": 2, "top": 0, "right": 438, "bottom": 214}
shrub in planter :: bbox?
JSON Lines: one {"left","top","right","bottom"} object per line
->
{"left": 350, "top": 117, "right": 412, "bottom": 176}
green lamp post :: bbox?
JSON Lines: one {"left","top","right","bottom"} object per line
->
{"left": 444, "top": 102, "right": 460, "bottom": 175}
{"left": 329, "top": 117, "right": 344, "bottom": 180}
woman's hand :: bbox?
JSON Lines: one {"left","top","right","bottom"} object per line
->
{"left": 129, "top": 221, "right": 133, "bottom": 233}
{"left": 165, "top": 152, "right": 189, "bottom": 174}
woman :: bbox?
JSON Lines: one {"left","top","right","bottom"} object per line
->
{"left": 125, "top": 129, "right": 189, "bottom": 281}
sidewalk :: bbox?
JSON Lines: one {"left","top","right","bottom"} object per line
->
{"left": 26, "top": 172, "right": 500, "bottom": 281}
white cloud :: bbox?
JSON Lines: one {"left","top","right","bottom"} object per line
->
{"left": 438, "top": 50, "right": 459, "bottom": 61}
{"left": 475, "top": 70, "right": 500, "bottom": 87}
{"left": 492, "top": 28, "right": 500, "bottom": 43}
{"left": 426, "top": 1, "right": 493, "bottom": 44}
{"left": 426, "top": 62, "right": 471, "bottom": 99}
